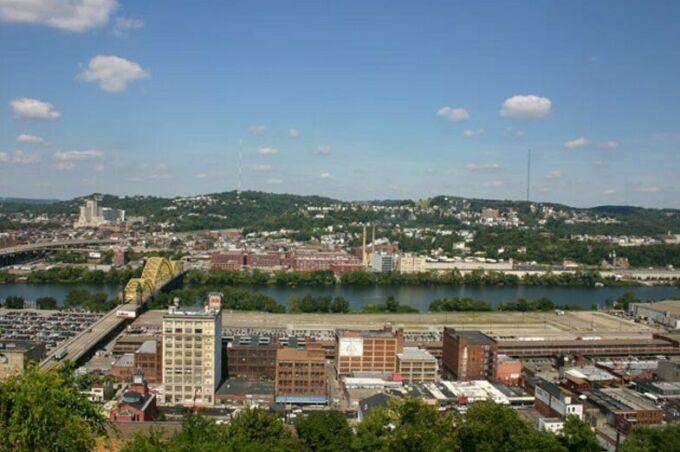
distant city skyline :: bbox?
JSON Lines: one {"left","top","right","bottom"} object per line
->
{"left": 1, "top": 1, "right": 679, "bottom": 208}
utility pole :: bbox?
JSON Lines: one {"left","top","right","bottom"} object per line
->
{"left": 526, "top": 149, "right": 532, "bottom": 202}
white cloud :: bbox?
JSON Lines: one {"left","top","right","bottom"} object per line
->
{"left": 249, "top": 125, "right": 266, "bottom": 135}
{"left": 194, "top": 172, "right": 207, "bottom": 179}
{"left": 465, "top": 163, "right": 502, "bottom": 172}
{"left": 505, "top": 127, "right": 525, "bottom": 138}
{"left": 150, "top": 173, "right": 172, "bottom": 180}
{"left": 500, "top": 95, "right": 552, "bottom": 118}
{"left": 546, "top": 170, "right": 562, "bottom": 179}
{"left": 602, "top": 189, "right": 616, "bottom": 195}
{"left": 266, "top": 178, "right": 283, "bottom": 185}
{"left": 436, "top": 106, "right": 469, "bottom": 123}
{"left": 288, "top": 129, "right": 300, "bottom": 138}
{"left": 11, "top": 98, "right": 61, "bottom": 120}
{"left": 315, "top": 144, "right": 332, "bottom": 155}
{"left": 253, "top": 164, "right": 273, "bottom": 172}
{"left": 16, "top": 133, "right": 45, "bottom": 144}
{"left": 112, "top": 16, "right": 142, "bottom": 36}
{"left": 54, "top": 161, "right": 75, "bottom": 171}
{"left": 78, "top": 55, "right": 150, "bottom": 92}
{"left": 319, "top": 172, "right": 332, "bottom": 179}
{"left": 0, "top": 150, "right": 40, "bottom": 164}
{"left": 599, "top": 140, "right": 620, "bottom": 150}
{"left": 563, "top": 137, "right": 591, "bottom": 149}
{"left": 592, "top": 160, "right": 610, "bottom": 167}
{"left": 462, "top": 128, "right": 485, "bottom": 138}
{"left": 636, "top": 186, "right": 661, "bottom": 194}
{"left": 54, "top": 149, "right": 104, "bottom": 161}
{"left": 257, "top": 147, "right": 278, "bottom": 156}
{"left": 482, "top": 180, "right": 504, "bottom": 188}
{"left": 0, "top": 0, "right": 117, "bottom": 32}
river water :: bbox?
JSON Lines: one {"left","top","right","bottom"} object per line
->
{"left": 1, "top": 283, "right": 679, "bottom": 312}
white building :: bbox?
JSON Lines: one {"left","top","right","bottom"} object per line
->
{"left": 74, "top": 198, "right": 125, "bottom": 228}
{"left": 397, "top": 254, "right": 427, "bottom": 274}
{"left": 534, "top": 379, "right": 583, "bottom": 420}
{"left": 370, "top": 252, "right": 396, "bottom": 273}
{"left": 162, "top": 293, "right": 222, "bottom": 406}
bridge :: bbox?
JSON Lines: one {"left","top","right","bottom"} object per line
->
{"left": 0, "top": 239, "right": 118, "bottom": 267}
{"left": 40, "top": 257, "right": 183, "bottom": 370}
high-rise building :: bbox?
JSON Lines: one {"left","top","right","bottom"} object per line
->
{"left": 397, "top": 254, "right": 427, "bottom": 274}
{"left": 370, "top": 252, "right": 396, "bottom": 273}
{"left": 336, "top": 326, "right": 404, "bottom": 376}
{"left": 162, "top": 294, "right": 222, "bottom": 406}
{"left": 441, "top": 328, "right": 496, "bottom": 381}
{"left": 74, "top": 198, "right": 125, "bottom": 228}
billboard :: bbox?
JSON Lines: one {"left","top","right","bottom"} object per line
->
{"left": 339, "top": 337, "right": 363, "bottom": 357}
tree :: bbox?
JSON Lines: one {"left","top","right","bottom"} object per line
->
{"left": 385, "top": 296, "right": 399, "bottom": 313}
{"left": 620, "top": 424, "right": 680, "bottom": 452}
{"left": 0, "top": 365, "right": 108, "bottom": 452}
{"left": 330, "top": 296, "right": 350, "bottom": 313}
{"left": 36, "top": 296, "right": 58, "bottom": 310}
{"left": 615, "top": 291, "right": 640, "bottom": 311}
{"left": 355, "top": 398, "right": 458, "bottom": 452}
{"left": 3, "top": 296, "right": 24, "bottom": 309}
{"left": 295, "top": 411, "right": 353, "bottom": 452}
{"left": 456, "top": 401, "right": 566, "bottom": 452}
{"left": 558, "top": 415, "right": 600, "bottom": 452}
{"left": 223, "top": 407, "right": 300, "bottom": 451}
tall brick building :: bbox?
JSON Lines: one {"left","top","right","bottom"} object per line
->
{"left": 336, "top": 326, "right": 404, "bottom": 376}
{"left": 441, "top": 328, "right": 496, "bottom": 381}
{"left": 224, "top": 335, "right": 277, "bottom": 380}
{"left": 275, "top": 342, "right": 327, "bottom": 404}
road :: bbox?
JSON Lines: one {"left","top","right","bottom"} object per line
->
{"left": 0, "top": 239, "right": 118, "bottom": 257}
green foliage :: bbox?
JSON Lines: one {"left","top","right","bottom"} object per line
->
{"left": 36, "top": 296, "right": 58, "bottom": 310}
{"left": 614, "top": 291, "right": 640, "bottom": 310}
{"left": 430, "top": 297, "right": 492, "bottom": 312}
{"left": 289, "top": 294, "right": 351, "bottom": 313}
{"left": 361, "top": 296, "right": 418, "bottom": 313}
{"left": 456, "top": 401, "right": 566, "bottom": 452}
{"left": 558, "top": 415, "right": 600, "bottom": 452}
{"left": 64, "top": 289, "right": 117, "bottom": 312}
{"left": 3, "top": 296, "right": 24, "bottom": 309}
{"left": 0, "top": 271, "right": 17, "bottom": 284}
{"left": 295, "top": 411, "right": 353, "bottom": 452}
{"left": 497, "top": 297, "right": 555, "bottom": 312}
{"left": 0, "top": 365, "right": 108, "bottom": 452}
{"left": 25, "top": 266, "right": 140, "bottom": 285}
{"left": 620, "top": 424, "right": 680, "bottom": 452}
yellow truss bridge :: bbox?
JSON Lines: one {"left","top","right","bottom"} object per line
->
{"left": 123, "top": 257, "right": 183, "bottom": 303}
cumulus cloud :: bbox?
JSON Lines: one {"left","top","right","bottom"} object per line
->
{"left": 288, "top": 129, "right": 300, "bottom": 138}
{"left": 249, "top": 125, "right": 266, "bottom": 135}
{"left": 319, "top": 172, "right": 332, "bottom": 179}
{"left": 563, "top": 137, "right": 591, "bottom": 149}
{"left": 54, "top": 161, "right": 75, "bottom": 170}
{"left": 266, "top": 178, "right": 283, "bottom": 184}
{"left": 462, "top": 128, "right": 485, "bottom": 138}
{"left": 500, "top": 95, "right": 552, "bottom": 118}
{"left": 257, "top": 147, "right": 278, "bottom": 156}
{"left": 253, "top": 164, "right": 273, "bottom": 172}
{"left": 16, "top": 134, "right": 45, "bottom": 144}
{"left": 112, "top": 16, "right": 142, "bottom": 36}
{"left": 546, "top": 170, "right": 562, "bottom": 179}
{"left": 0, "top": 0, "right": 117, "bottom": 32}
{"left": 436, "top": 106, "right": 469, "bottom": 123}
{"left": 599, "top": 140, "right": 620, "bottom": 150}
{"left": 11, "top": 98, "right": 61, "bottom": 120}
{"left": 54, "top": 149, "right": 104, "bottom": 161}
{"left": 636, "top": 186, "right": 661, "bottom": 193}
{"left": 315, "top": 144, "right": 332, "bottom": 155}
{"left": 78, "top": 55, "right": 150, "bottom": 92}
{"left": 0, "top": 150, "right": 40, "bottom": 164}
{"left": 465, "top": 163, "right": 502, "bottom": 172}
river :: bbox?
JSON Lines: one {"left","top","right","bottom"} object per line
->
{"left": 1, "top": 283, "right": 679, "bottom": 311}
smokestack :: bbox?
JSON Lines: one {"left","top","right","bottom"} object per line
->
{"left": 372, "top": 226, "right": 376, "bottom": 253}
{"left": 362, "top": 225, "right": 367, "bottom": 268}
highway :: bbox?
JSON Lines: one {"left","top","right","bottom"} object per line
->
{"left": 0, "top": 239, "right": 118, "bottom": 257}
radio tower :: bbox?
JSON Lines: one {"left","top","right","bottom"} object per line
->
{"left": 526, "top": 149, "right": 532, "bottom": 202}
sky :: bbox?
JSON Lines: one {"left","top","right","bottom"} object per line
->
{"left": 1, "top": 0, "right": 679, "bottom": 208}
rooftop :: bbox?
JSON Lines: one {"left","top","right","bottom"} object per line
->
{"left": 397, "top": 347, "right": 436, "bottom": 361}
{"left": 136, "top": 340, "right": 157, "bottom": 355}
{"left": 216, "top": 378, "right": 274, "bottom": 396}
{"left": 565, "top": 366, "right": 618, "bottom": 382}
{"left": 445, "top": 329, "right": 495, "bottom": 345}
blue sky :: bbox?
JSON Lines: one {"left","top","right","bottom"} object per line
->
{"left": 1, "top": 0, "right": 679, "bottom": 207}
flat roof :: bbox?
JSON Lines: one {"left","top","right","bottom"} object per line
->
{"left": 397, "top": 347, "right": 436, "bottom": 361}
{"left": 113, "top": 353, "right": 135, "bottom": 368}
{"left": 445, "top": 329, "right": 495, "bottom": 345}
{"left": 565, "top": 366, "right": 617, "bottom": 382}
{"left": 633, "top": 300, "right": 680, "bottom": 317}
{"left": 136, "top": 340, "right": 157, "bottom": 355}
{"left": 0, "top": 340, "right": 42, "bottom": 352}
{"left": 216, "top": 379, "right": 273, "bottom": 396}
{"left": 337, "top": 328, "right": 399, "bottom": 339}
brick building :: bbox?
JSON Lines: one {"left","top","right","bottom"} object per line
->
{"left": 245, "top": 252, "right": 283, "bottom": 270}
{"left": 441, "top": 329, "right": 496, "bottom": 381}
{"left": 0, "top": 340, "right": 45, "bottom": 379}
{"left": 224, "top": 335, "right": 277, "bottom": 380}
{"left": 109, "top": 370, "right": 158, "bottom": 423}
{"left": 275, "top": 342, "right": 327, "bottom": 404}
{"left": 134, "top": 340, "right": 162, "bottom": 384}
{"left": 336, "top": 326, "right": 404, "bottom": 376}
{"left": 211, "top": 251, "right": 245, "bottom": 271}
{"left": 495, "top": 354, "right": 522, "bottom": 386}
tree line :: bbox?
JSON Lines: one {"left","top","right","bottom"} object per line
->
{"left": 3, "top": 365, "right": 672, "bottom": 452}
